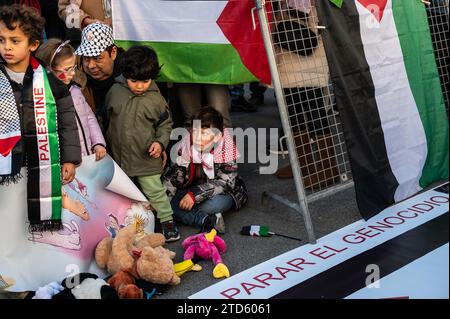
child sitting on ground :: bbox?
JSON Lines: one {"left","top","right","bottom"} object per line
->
{"left": 105, "top": 45, "right": 180, "bottom": 242}
{"left": 36, "top": 39, "right": 107, "bottom": 160}
{"left": 162, "top": 107, "right": 248, "bottom": 233}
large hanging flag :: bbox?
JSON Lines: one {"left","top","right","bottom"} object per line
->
{"left": 316, "top": 0, "right": 449, "bottom": 219}
{"left": 111, "top": 0, "right": 271, "bottom": 85}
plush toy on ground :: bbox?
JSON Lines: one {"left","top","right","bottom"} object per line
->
{"left": 173, "top": 259, "right": 203, "bottom": 277}
{"left": 52, "top": 273, "right": 118, "bottom": 299}
{"left": 107, "top": 270, "right": 165, "bottom": 299}
{"left": 95, "top": 223, "right": 180, "bottom": 285}
{"left": 32, "top": 282, "right": 64, "bottom": 299}
{"left": 107, "top": 270, "right": 143, "bottom": 299}
{"left": 182, "top": 229, "right": 230, "bottom": 279}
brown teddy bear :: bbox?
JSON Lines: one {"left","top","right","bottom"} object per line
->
{"left": 107, "top": 271, "right": 143, "bottom": 299}
{"left": 95, "top": 225, "right": 180, "bottom": 286}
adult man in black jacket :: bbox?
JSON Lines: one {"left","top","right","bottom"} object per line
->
{"left": 74, "top": 22, "right": 123, "bottom": 133}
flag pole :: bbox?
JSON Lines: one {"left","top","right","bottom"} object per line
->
{"left": 254, "top": 0, "right": 317, "bottom": 245}
{"left": 268, "top": 232, "right": 302, "bottom": 242}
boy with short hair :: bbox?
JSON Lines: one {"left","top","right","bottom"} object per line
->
{"left": 0, "top": 5, "right": 81, "bottom": 231}
{"left": 106, "top": 45, "right": 180, "bottom": 242}
{"left": 163, "top": 107, "right": 248, "bottom": 234}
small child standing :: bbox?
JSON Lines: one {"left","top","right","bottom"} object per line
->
{"left": 36, "top": 39, "right": 107, "bottom": 160}
{"left": 105, "top": 45, "right": 180, "bottom": 242}
{"left": 0, "top": 5, "right": 81, "bottom": 230}
{"left": 162, "top": 107, "right": 248, "bottom": 234}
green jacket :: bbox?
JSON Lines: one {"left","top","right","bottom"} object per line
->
{"left": 106, "top": 76, "right": 173, "bottom": 177}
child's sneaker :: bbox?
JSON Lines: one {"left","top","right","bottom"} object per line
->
{"left": 161, "top": 220, "right": 180, "bottom": 242}
{"left": 201, "top": 213, "right": 226, "bottom": 234}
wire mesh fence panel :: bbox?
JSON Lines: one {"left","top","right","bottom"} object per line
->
{"left": 267, "top": 0, "right": 352, "bottom": 199}
{"left": 426, "top": 0, "right": 449, "bottom": 115}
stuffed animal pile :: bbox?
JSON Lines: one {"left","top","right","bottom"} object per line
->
{"left": 95, "top": 224, "right": 180, "bottom": 286}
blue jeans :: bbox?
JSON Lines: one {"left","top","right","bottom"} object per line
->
{"left": 171, "top": 190, "right": 234, "bottom": 228}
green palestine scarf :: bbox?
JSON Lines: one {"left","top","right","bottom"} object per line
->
{"left": 26, "top": 57, "right": 62, "bottom": 231}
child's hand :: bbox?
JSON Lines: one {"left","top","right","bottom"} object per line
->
{"left": 61, "top": 163, "right": 76, "bottom": 185}
{"left": 93, "top": 145, "right": 107, "bottom": 161}
{"left": 179, "top": 194, "right": 195, "bottom": 211}
{"left": 149, "top": 142, "right": 162, "bottom": 158}
{"left": 144, "top": 203, "right": 155, "bottom": 211}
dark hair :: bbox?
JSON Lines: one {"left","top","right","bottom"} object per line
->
{"left": 0, "top": 4, "right": 45, "bottom": 44}
{"left": 194, "top": 107, "right": 224, "bottom": 132}
{"left": 105, "top": 44, "right": 116, "bottom": 57}
{"left": 35, "top": 39, "right": 75, "bottom": 68}
{"left": 121, "top": 45, "right": 161, "bottom": 80}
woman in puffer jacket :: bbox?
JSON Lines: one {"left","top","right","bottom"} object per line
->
{"left": 36, "top": 39, "right": 107, "bottom": 160}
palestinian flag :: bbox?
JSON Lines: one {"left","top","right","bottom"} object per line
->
{"left": 316, "top": 0, "right": 449, "bottom": 219}
{"left": 111, "top": 0, "right": 271, "bottom": 85}
{"left": 241, "top": 225, "right": 271, "bottom": 237}
{"left": 27, "top": 58, "right": 62, "bottom": 230}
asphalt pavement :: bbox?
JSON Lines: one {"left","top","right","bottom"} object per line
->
{"left": 0, "top": 88, "right": 362, "bottom": 300}
{"left": 159, "top": 89, "right": 361, "bottom": 299}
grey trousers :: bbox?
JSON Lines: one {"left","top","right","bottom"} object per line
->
{"left": 177, "top": 83, "right": 232, "bottom": 128}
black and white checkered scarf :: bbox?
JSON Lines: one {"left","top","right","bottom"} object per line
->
{"left": 0, "top": 68, "right": 22, "bottom": 185}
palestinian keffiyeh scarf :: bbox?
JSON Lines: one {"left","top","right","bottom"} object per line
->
{"left": 0, "top": 57, "right": 62, "bottom": 231}
{"left": 0, "top": 67, "right": 22, "bottom": 180}
{"left": 176, "top": 128, "right": 240, "bottom": 179}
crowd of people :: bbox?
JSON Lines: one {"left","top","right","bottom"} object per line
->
{"left": 1, "top": 0, "right": 447, "bottom": 299}
{"left": 0, "top": 3, "right": 255, "bottom": 245}
{"left": 0, "top": 0, "right": 362, "bottom": 290}
{"left": 0, "top": 0, "right": 338, "bottom": 243}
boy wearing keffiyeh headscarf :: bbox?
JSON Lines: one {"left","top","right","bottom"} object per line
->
{"left": 162, "top": 107, "right": 248, "bottom": 234}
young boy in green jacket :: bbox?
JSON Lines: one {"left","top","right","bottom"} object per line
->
{"left": 105, "top": 45, "right": 179, "bottom": 242}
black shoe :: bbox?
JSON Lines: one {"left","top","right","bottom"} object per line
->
{"left": 231, "top": 96, "right": 258, "bottom": 113}
{"left": 249, "top": 95, "right": 264, "bottom": 106}
{"left": 161, "top": 220, "right": 181, "bottom": 242}
{"left": 201, "top": 213, "right": 226, "bottom": 234}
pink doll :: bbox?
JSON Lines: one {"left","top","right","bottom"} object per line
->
{"left": 181, "top": 229, "right": 230, "bottom": 279}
